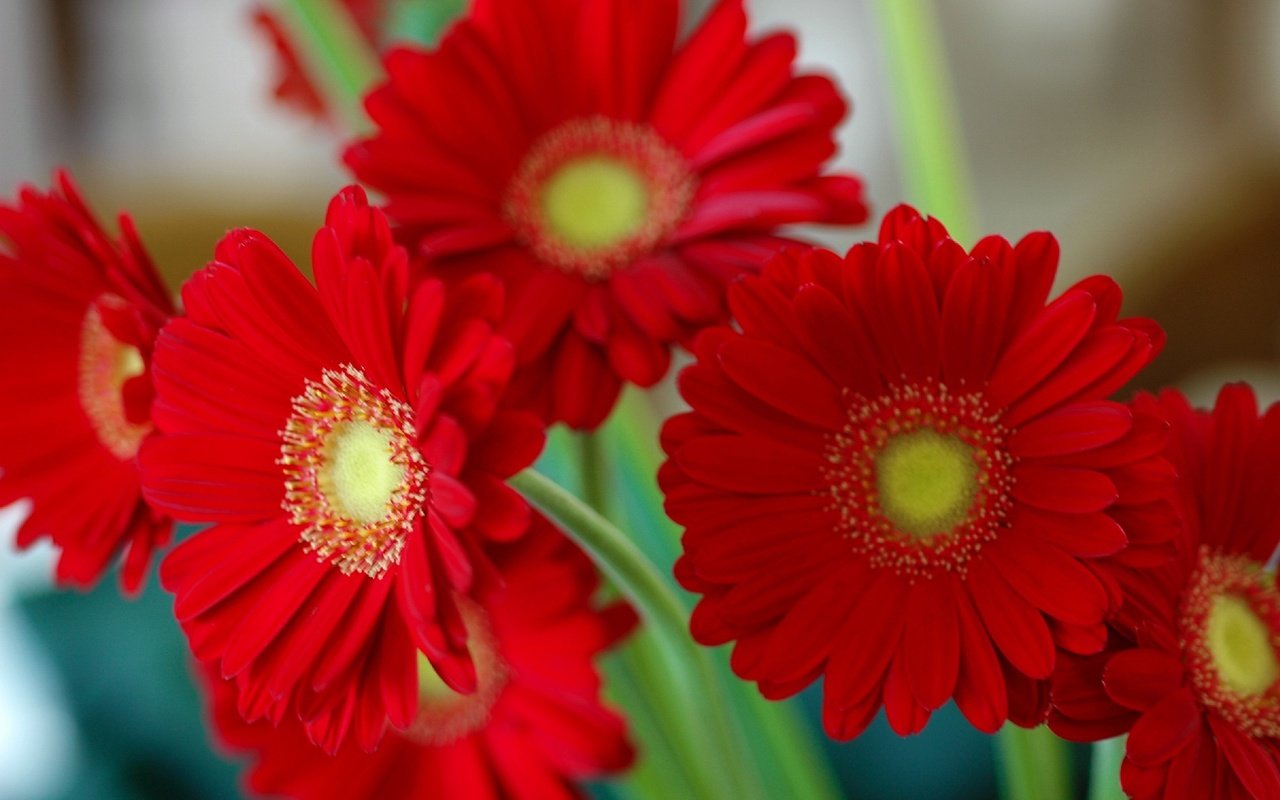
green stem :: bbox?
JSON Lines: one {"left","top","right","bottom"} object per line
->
{"left": 277, "top": 0, "right": 382, "bottom": 131}
{"left": 995, "top": 726, "right": 1074, "bottom": 800}
{"left": 511, "top": 469, "right": 760, "bottom": 800}
{"left": 578, "top": 431, "right": 607, "bottom": 516}
{"left": 870, "top": 0, "right": 977, "bottom": 243}
{"left": 1088, "top": 737, "right": 1127, "bottom": 800}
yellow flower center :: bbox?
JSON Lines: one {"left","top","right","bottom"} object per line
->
{"left": 1207, "top": 594, "right": 1280, "bottom": 697}
{"left": 79, "top": 296, "right": 152, "bottom": 460}
{"left": 1180, "top": 548, "right": 1280, "bottom": 738}
{"left": 318, "top": 421, "right": 406, "bottom": 524}
{"left": 874, "top": 429, "right": 979, "bottom": 539}
{"left": 540, "top": 155, "right": 650, "bottom": 251}
{"left": 505, "top": 116, "right": 694, "bottom": 281}
{"left": 279, "top": 364, "right": 428, "bottom": 579}
{"left": 823, "top": 382, "right": 1012, "bottom": 579}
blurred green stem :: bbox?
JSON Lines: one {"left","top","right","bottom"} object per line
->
{"left": 511, "top": 469, "right": 760, "bottom": 800}
{"left": 870, "top": 0, "right": 976, "bottom": 243}
{"left": 995, "top": 726, "right": 1073, "bottom": 800}
{"left": 277, "top": 0, "right": 381, "bottom": 131}
{"left": 578, "top": 432, "right": 607, "bottom": 514}
{"left": 1088, "top": 737, "right": 1127, "bottom": 800}
{"left": 386, "top": 0, "right": 469, "bottom": 46}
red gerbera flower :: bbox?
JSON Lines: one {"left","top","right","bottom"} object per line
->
{"left": 1049, "top": 385, "right": 1280, "bottom": 799}
{"left": 139, "top": 186, "right": 545, "bottom": 752}
{"left": 252, "top": 0, "right": 384, "bottom": 121}
{"left": 345, "top": 0, "right": 869, "bottom": 430}
{"left": 0, "top": 171, "right": 175, "bottom": 592}
{"left": 659, "top": 206, "right": 1175, "bottom": 740}
{"left": 205, "top": 516, "right": 636, "bottom": 800}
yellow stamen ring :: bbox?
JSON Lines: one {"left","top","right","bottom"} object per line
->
{"left": 79, "top": 295, "right": 151, "bottom": 460}
{"left": 823, "top": 381, "right": 1013, "bottom": 579}
{"left": 279, "top": 364, "right": 428, "bottom": 579}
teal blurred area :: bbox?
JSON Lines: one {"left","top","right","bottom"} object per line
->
{"left": 16, "top": 561, "right": 244, "bottom": 800}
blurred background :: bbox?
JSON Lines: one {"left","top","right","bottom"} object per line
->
{"left": 1, "top": 1, "right": 1278, "bottom": 798}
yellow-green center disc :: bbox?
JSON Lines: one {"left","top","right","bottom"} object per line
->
{"left": 319, "top": 420, "right": 405, "bottom": 524}
{"left": 1207, "top": 594, "right": 1280, "bottom": 697}
{"left": 540, "top": 156, "right": 650, "bottom": 250}
{"left": 875, "top": 429, "right": 979, "bottom": 538}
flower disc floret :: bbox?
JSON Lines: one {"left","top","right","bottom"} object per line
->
{"left": 824, "top": 381, "right": 1013, "bottom": 579}
{"left": 506, "top": 117, "right": 695, "bottom": 280}
{"left": 1181, "top": 547, "right": 1280, "bottom": 738}
{"left": 280, "top": 364, "right": 429, "bottom": 579}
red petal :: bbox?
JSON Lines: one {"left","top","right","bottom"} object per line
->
{"left": 986, "top": 290, "right": 1097, "bottom": 408}
{"left": 1011, "top": 464, "right": 1117, "bottom": 513}
{"left": 1125, "top": 688, "right": 1201, "bottom": 766}
{"left": 717, "top": 337, "right": 843, "bottom": 428}
{"left": 941, "top": 253, "right": 1013, "bottom": 389}
{"left": 753, "top": 561, "right": 870, "bottom": 684}
{"left": 870, "top": 243, "right": 941, "bottom": 382}
{"left": 953, "top": 587, "right": 1007, "bottom": 732}
{"left": 675, "top": 434, "right": 824, "bottom": 493}
{"left": 884, "top": 649, "right": 933, "bottom": 735}
{"left": 1007, "top": 401, "right": 1133, "bottom": 458}
{"left": 1103, "top": 647, "right": 1184, "bottom": 711}
{"left": 825, "top": 571, "right": 909, "bottom": 708}
{"left": 1012, "top": 507, "right": 1127, "bottom": 558}
{"left": 985, "top": 532, "right": 1109, "bottom": 626}
{"left": 1208, "top": 714, "right": 1280, "bottom": 798}
{"left": 967, "top": 558, "right": 1055, "bottom": 678}
{"left": 904, "top": 576, "right": 960, "bottom": 709}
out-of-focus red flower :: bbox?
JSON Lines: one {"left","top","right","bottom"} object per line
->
{"left": 252, "top": 0, "right": 384, "bottom": 121}
{"left": 660, "top": 206, "right": 1173, "bottom": 740}
{"left": 140, "top": 186, "right": 545, "bottom": 753}
{"left": 346, "top": 0, "right": 869, "bottom": 430}
{"left": 204, "top": 516, "right": 636, "bottom": 800}
{"left": 0, "top": 170, "right": 175, "bottom": 593}
{"left": 1050, "top": 385, "right": 1280, "bottom": 800}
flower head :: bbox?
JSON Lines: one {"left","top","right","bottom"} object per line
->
{"left": 140, "top": 186, "right": 545, "bottom": 752}
{"left": 0, "top": 171, "right": 175, "bottom": 592}
{"left": 660, "top": 206, "right": 1171, "bottom": 739}
{"left": 204, "top": 516, "right": 636, "bottom": 800}
{"left": 1049, "top": 385, "right": 1280, "bottom": 799}
{"left": 345, "top": 0, "right": 869, "bottom": 429}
